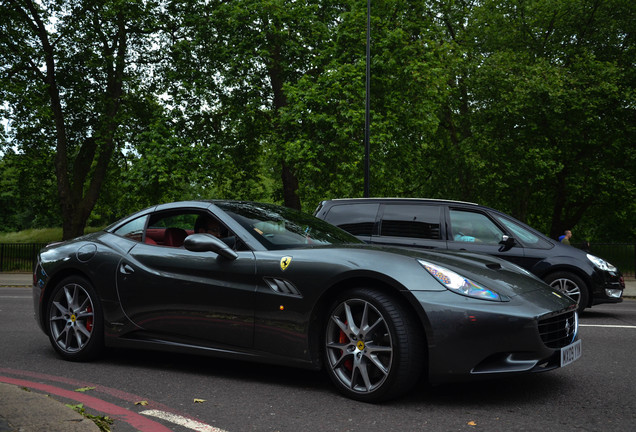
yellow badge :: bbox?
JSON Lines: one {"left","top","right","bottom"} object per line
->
{"left": 280, "top": 256, "right": 292, "bottom": 271}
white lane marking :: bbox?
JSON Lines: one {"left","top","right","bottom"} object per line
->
{"left": 0, "top": 296, "right": 30, "bottom": 299}
{"left": 580, "top": 324, "right": 636, "bottom": 329}
{"left": 140, "top": 410, "right": 227, "bottom": 432}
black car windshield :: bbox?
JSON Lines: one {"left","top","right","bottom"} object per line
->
{"left": 216, "top": 202, "right": 362, "bottom": 250}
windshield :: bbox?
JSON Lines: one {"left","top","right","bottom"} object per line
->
{"left": 217, "top": 202, "right": 363, "bottom": 250}
{"left": 494, "top": 215, "right": 553, "bottom": 249}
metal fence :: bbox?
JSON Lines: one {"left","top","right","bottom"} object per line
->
{"left": 0, "top": 243, "right": 48, "bottom": 272}
{"left": 0, "top": 242, "right": 634, "bottom": 277}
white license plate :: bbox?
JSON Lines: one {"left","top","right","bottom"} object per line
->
{"left": 560, "top": 339, "right": 582, "bottom": 367}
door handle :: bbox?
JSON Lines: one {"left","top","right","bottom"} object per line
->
{"left": 120, "top": 263, "right": 135, "bottom": 275}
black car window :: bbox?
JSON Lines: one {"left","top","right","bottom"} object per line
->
{"left": 449, "top": 210, "right": 503, "bottom": 245}
{"left": 379, "top": 204, "right": 441, "bottom": 239}
{"left": 322, "top": 203, "right": 379, "bottom": 236}
{"left": 494, "top": 215, "right": 553, "bottom": 249}
{"left": 113, "top": 215, "right": 148, "bottom": 243}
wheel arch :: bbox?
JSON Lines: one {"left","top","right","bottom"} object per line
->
{"left": 539, "top": 265, "right": 593, "bottom": 308}
{"left": 38, "top": 268, "right": 95, "bottom": 334}
{"left": 307, "top": 275, "right": 431, "bottom": 373}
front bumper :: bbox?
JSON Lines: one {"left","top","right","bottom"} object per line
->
{"left": 591, "top": 269, "right": 624, "bottom": 305}
{"left": 410, "top": 289, "right": 578, "bottom": 383}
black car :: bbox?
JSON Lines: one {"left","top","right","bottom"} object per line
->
{"left": 314, "top": 198, "right": 624, "bottom": 312}
{"left": 34, "top": 200, "right": 580, "bottom": 402}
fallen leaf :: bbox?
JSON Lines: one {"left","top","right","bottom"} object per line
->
{"left": 135, "top": 401, "right": 149, "bottom": 406}
{"left": 468, "top": 420, "right": 477, "bottom": 426}
{"left": 194, "top": 398, "right": 206, "bottom": 403}
{"left": 74, "top": 386, "right": 96, "bottom": 392}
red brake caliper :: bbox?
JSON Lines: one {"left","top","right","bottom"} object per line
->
{"left": 339, "top": 323, "right": 353, "bottom": 371}
{"left": 86, "top": 306, "right": 93, "bottom": 332}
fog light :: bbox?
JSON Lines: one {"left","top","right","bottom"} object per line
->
{"left": 605, "top": 289, "right": 622, "bottom": 298}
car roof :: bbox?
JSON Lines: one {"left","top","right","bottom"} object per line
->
{"left": 319, "top": 197, "right": 479, "bottom": 207}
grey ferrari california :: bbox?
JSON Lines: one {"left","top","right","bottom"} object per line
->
{"left": 33, "top": 200, "right": 581, "bottom": 402}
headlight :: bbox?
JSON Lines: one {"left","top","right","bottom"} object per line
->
{"left": 418, "top": 259, "right": 501, "bottom": 301}
{"left": 587, "top": 254, "right": 617, "bottom": 272}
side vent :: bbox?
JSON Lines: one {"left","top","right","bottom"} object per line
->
{"left": 264, "top": 277, "right": 302, "bottom": 297}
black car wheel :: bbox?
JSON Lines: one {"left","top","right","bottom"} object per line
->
{"left": 323, "top": 288, "right": 424, "bottom": 402}
{"left": 545, "top": 271, "right": 589, "bottom": 312}
{"left": 47, "top": 276, "right": 103, "bottom": 361}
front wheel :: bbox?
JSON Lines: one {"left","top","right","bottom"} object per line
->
{"left": 323, "top": 288, "right": 425, "bottom": 402}
{"left": 544, "top": 271, "right": 589, "bottom": 312}
{"left": 47, "top": 276, "right": 104, "bottom": 361}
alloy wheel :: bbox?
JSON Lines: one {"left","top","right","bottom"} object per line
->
{"left": 325, "top": 298, "right": 393, "bottom": 394}
{"left": 549, "top": 278, "right": 581, "bottom": 304}
{"left": 49, "top": 283, "right": 95, "bottom": 354}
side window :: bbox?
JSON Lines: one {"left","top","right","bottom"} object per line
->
{"left": 449, "top": 210, "right": 503, "bottom": 245}
{"left": 144, "top": 211, "right": 246, "bottom": 250}
{"left": 113, "top": 216, "right": 148, "bottom": 242}
{"left": 323, "top": 203, "right": 379, "bottom": 236}
{"left": 379, "top": 205, "right": 441, "bottom": 239}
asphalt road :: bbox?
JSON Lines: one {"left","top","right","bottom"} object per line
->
{"left": 1, "top": 285, "right": 635, "bottom": 432}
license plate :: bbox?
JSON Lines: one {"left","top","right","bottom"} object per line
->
{"left": 560, "top": 339, "right": 582, "bottom": 367}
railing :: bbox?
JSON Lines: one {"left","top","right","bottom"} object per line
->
{"left": 0, "top": 242, "right": 634, "bottom": 277}
{"left": 0, "top": 243, "right": 48, "bottom": 272}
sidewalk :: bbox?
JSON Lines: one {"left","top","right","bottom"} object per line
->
{"left": 0, "top": 383, "right": 100, "bottom": 432}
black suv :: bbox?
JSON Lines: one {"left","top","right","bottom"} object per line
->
{"left": 315, "top": 198, "right": 624, "bottom": 311}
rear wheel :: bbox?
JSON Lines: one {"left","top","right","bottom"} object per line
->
{"left": 323, "top": 288, "right": 424, "bottom": 402}
{"left": 47, "top": 276, "right": 104, "bottom": 361}
{"left": 544, "top": 271, "right": 589, "bottom": 312}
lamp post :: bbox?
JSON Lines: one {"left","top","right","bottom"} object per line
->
{"left": 364, "top": 0, "right": 371, "bottom": 197}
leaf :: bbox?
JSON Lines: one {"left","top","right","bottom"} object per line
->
{"left": 468, "top": 420, "right": 477, "bottom": 426}
{"left": 193, "top": 398, "right": 206, "bottom": 404}
{"left": 74, "top": 386, "right": 96, "bottom": 392}
{"left": 135, "top": 400, "right": 149, "bottom": 406}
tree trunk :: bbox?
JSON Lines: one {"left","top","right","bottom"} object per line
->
{"left": 266, "top": 25, "right": 301, "bottom": 210}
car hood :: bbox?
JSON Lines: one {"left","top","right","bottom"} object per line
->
{"left": 337, "top": 244, "right": 555, "bottom": 299}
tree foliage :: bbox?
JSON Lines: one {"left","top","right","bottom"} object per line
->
{"left": 1, "top": 0, "right": 634, "bottom": 242}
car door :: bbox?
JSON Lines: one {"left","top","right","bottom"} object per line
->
{"left": 445, "top": 207, "right": 528, "bottom": 268}
{"left": 116, "top": 232, "right": 257, "bottom": 349}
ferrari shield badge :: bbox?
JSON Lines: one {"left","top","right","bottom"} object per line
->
{"left": 280, "top": 256, "right": 292, "bottom": 271}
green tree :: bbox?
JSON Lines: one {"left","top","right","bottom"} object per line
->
{"left": 1, "top": 0, "right": 161, "bottom": 239}
{"left": 162, "top": 0, "right": 352, "bottom": 210}
{"left": 466, "top": 0, "right": 635, "bottom": 239}
{"left": 276, "top": 0, "right": 453, "bottom": 209}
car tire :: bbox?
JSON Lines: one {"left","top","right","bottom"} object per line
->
{"left": 323, "top": 287, "right": 425, "bottom": 402}
{"left": 544, "top": 271, "right": 589, "bottom": 312}
{"left": 47, "top": 276, "right": 104, "bottom": 361}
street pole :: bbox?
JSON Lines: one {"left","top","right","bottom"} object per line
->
{"left": 364, "top": 0, "right": 371, "bottom": 198}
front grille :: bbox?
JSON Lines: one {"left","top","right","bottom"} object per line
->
{"left": 538, "top": 310, "right": 578, "bottom": 348}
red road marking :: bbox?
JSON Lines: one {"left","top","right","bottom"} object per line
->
{"left": 0, "top": 367, "right": 186, "bottom": 416}
{"left": 0, "top": 375, "right": 173, "bottom": 432}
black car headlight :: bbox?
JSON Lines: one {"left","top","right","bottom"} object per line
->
{"left": 586, "top": 254, "right": 617, "bottom": 272}
{"left": 418, "top": 259, "right": 502, "bottom": 301}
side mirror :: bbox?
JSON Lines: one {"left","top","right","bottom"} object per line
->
{"left": 184, "top": 233, "right": 238, "bottom": 260}
{"left": 499, "top": 235, "right": 516, "bottom": 251}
